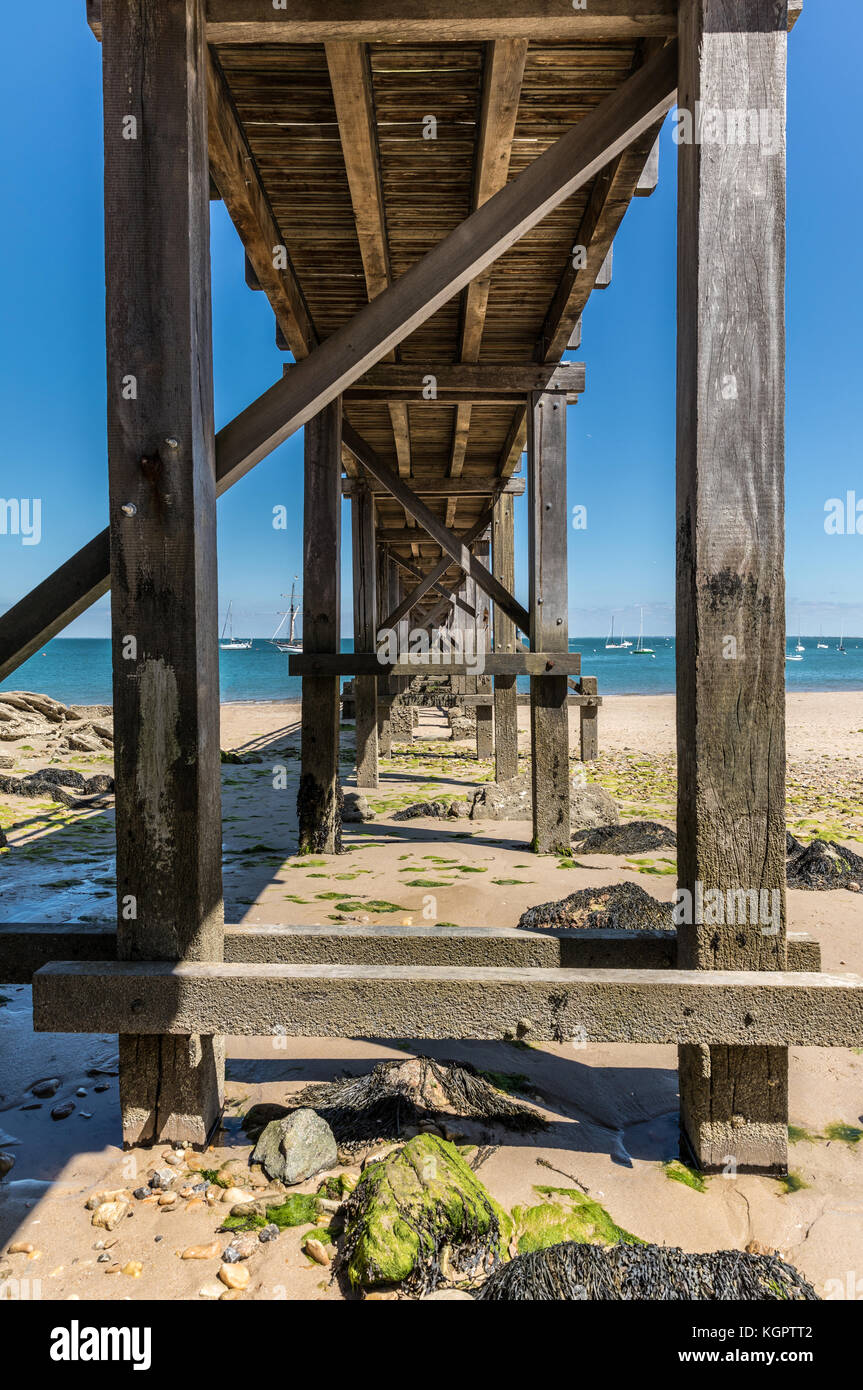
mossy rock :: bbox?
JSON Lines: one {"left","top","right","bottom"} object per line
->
{"left": 511, "top": 1187, "right": 643, "bottom": 1255}
{"left": 339, "top": 1133, "right": 512, "bottom": 1291}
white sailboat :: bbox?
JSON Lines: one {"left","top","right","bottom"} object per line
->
{"left": 795, "top": 618, "right": 804, "bottom": 654}
{"left": 631, "top": 608, "right": 655, "bottom": 657}
{"left": 605, "top": 615, "right": 628, "bottom": 650}
{"left": 271, "top": 582, "right": 303, "bottom": 653}
{"left": 817, "top": 626, "right": 828, "bottom": 649}
{"left": 838, "top": 630, "right": 847, "bottom": 654}
{"left": 219, "top": 601, "right": 252, "bottom": 650}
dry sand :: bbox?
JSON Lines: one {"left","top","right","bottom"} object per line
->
{"left": 0, "top": 691, "right": 861, "bottom": 1300}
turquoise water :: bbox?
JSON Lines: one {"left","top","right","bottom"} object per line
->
{"left": 3, "top": 636, "right": 862, "bottom": 707}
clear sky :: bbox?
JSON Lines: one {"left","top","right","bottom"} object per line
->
{"left": 1, "top": 2, "right": 860, "bottom": 642}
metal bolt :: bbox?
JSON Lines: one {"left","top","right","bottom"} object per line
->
{"left": 164, "top": 437, "right": 179, "bottom": 449}
{"left": 121, "top": 503, "right": 137, "bottom": 517}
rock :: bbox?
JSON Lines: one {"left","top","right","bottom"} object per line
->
{"left": 519, "top": 882, "right": 674, "bottom": 935}
{"left": 85, "top": 1188, "right": 132, "bottom": 1211}
{"left": 218, "top": 1262, "right": 250, "bottom": 1291}
{"left": 242, "top": 1102, "right": 291, "bottom": 1143}
{"left": 220, "top": 1187, "right": 254, "bottom": 1206}
{"left": 164, "top": 1151, "right": 184, "bottom": 1166}
{"left": 121, "top": 1261, "right": 143, "bottom": 1278}
{"left": 259, "top": 1224, "right": 280, "bottom": 1243}
{"left": 570, "top": 783, "right": 620, "bottom": 831}
{"left": 337, "top": 1134, "right": 511, "bottom": 1292}
{"left": 7, "top": 1242, "right": 35, "bottom": 1255}
{"left": 50, "top": 1102, "right": 75, "bottom": 1121}
{"left": 91, "top": 1200, "right": 130, "bottom": 1231}
{"left": 251, "top": 1108, "right": 338, "bottom": 1186}
{"left": 449, "top": 718, "right": 475, "bottom": 740}
{"left": 392, "top": 799, "right": 451, "bottom": 821}
{"left": 0, "top": 753, "right": 14, "bottom": 769}
{"left": 149, "top": 1168, "right": 175, "bottom": 1191}
{"left": 182, "top": 1241, "right": 221, "bottom": 1260}
{"left": 304, "top": 1238, "right": 331, "bottom": 1266}
{"left": 223, "top": 1235, "right": 258, "bottom": 1263}
{"left": 0, "top": 1153, "right": 15, "bottom": 1182}
{"left": 468, "top": 775, "right": 532, "bottom": 821}
{"left": 572, "top": 820, "right": 676, "bottom": 854}
{"left": 133, "top": 1187, "right": 150, "bottom": 1200}
{"left": 65, "top": 732, "right": 104, "bottom": 754}
{"left": 198, "top": 1281, "right": 224, "bottom": 1299}
{"left": 785, "top": 838, "right": 863, "bottom": 890}
{"left": 343, "top": 791, "right": 375, "bottom": 822}
{"left": 31, "top": 1078, "right": 60, "bottom": 1099}
{"left": 157, "top": 1193, "right": 177, "bottom": 1207}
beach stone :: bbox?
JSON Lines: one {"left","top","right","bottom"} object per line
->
{"left": 251, "top": 1108, "right": 338, "bottom": 1186}
{"left": 149, "top": 1168, "right": 175, "bottom": 1191}
{"left": 421, "top": 1289, "right": 476, "bottom": 1300}
{"left": 570, "top": 784, "right": 619, "bottom": 830}
{"left": 449, "top": 718, "right": 475, "bottom": 740}
{"left": 220, "top": 1187, "right": 254, "bottom": 1206}
{"left": 343, "top": 791, "right": 375, "bottom": 822}
{"left": 85, "top": 1188, "right": 132, "bottom": 1211}
{"left": 218, "top": 1262, "right": 250, "bottom": 1290}
{"left": 31, "top": 1078, "right": 60, "bottom": 1098}
{"left": 572, "top": 820, "right": 676, "bottom": 854}
{"left": 259, "top": 1224, "right": 280, "bottom": 1243}
{"left": 242, "top": 1101, "right": 291, "bottom": 1143}
{"left": 91, "top": 1199, "right": 130, "bottom": 1231}
{"left": 217, "top": 1158, "right": 252, "bottom": 1186}
{"left": 182, "top": 1241, "right": 221, "bottom": 1260}
{"left": 198, "top": 1281, "right": 224, "bottom": 1299}
{"left": 223, "top": 1235, "right": 258, "bottom": 1263}
{"left": 0, "top": 753, "right": 14, "bottom": 768}
{"left": 304, "top": 1238, "right": 331, "bottom": 1266}
{"left": 0, "top": 1153, "right": 15, "bottom": 1181}
{"left": 519, "top": 882, "right": 674, "bottom": 935}
{"left": 392, "top": 799, "right": 451, "bottom": 821}
{"left": 469, "top": 774, "right": 531, "bottom": 820}
{"left": 50, "top": 1102, "right": 75, "bottom": 1121}
{"left": 786, "top": 838, "right": 863, "bottom": 890}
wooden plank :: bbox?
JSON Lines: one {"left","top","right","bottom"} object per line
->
{"left": 102, "top": 0, "right": 223, "bottom": 1148}
{"left": 634, "top": 133, "right": 661, "bottom": 195}
{"left": 528, "top": 391, "right": 571, "bottom": 854}
{"left": 298, "top": 400, "right": 343, "bottom": 854}
{"left": 676, "top": 0, "right": 789, "bottom": 1175}
{"left": 492, "top": 492, "right": 519, "bottom": 781}
{"left": 0, "top": 46, "right": 677, "bottom": 682}
{"left": 379, "top": 507, "right": 497, "bottom": 629}
{"left": 207, "top": 49, "right": 316, "bottom": 358}
{"left": 344, "top": 422, "right": 530, "bottom": 634}
{"left": 387, "top": 552, "right": 475, "bottom": 619}
{"left": 0, "top": 531, "right": 110, "bottom": 684}
{"left": 290, "top": 652, "right": 580, "bottom": 677}
{"left": 351, "top": 482, "right": 379, "bottom": 789}
{"left": 33, "top": 962, "right": 863, "bottom": 1047}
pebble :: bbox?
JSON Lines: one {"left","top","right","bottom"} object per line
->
{"left": 133, "top": 1187, "right": 150, "bottom": 1200}
{"left": 94, "top": 1083, "right": 110, "bottom": 1093}
{"left": 185, "top": 1197, "right": 205, "bottom": 1213}
{"left": 182, "top": 1241, "right": 221, "bottom": 1261}
{"left": 31, "top": 1078, "right": 60, "bottom": 1099}
{"left": 8, "top": 1242, "right": 35, "bottom": 1255}
{"left": 222, "top": 1235, "right": 257, "bottom": 1263}
{"left": 198, "top": 1281, "right": 224, "bottom": 1299}
{"left": 76, "top": 1087, "right": 88, "bottom": 1097}
{"left": 51, "top": 1102, "right": 75, "bottom": 1121}
{"left": 97, "top": 1253, "right": 111, "bottom": 1264}
{"left": 184, "top": 1153, "right": 209, "bottom": 1172}
{"left": 221, "top": 1187, "right": 254, "bottom": 1205}
{"left": 259, "top": 1224, "right": 279, "bottom": 1243}
{"left": 205, "top": 1189, "right": 219, "bottom": 1207}
{"left": 86, "top": 1188, "right": 132, "bottom": 1211}
{"left": 218, "top": 1262, "right": 250, "bottom": 1291}
{"left": 179, "top": 1186, "right": 196, "bottom": 1200}
{"left": 20, "top": 1103, "right": 41, "bottom": 1112}
{"left": 92, "top": 1200, "right": 131, "bottom": 1231}
{"left": 149, "top": 1169, "right": 175, "bottom": 1191}
{"left": 303, "top": 1238, "right": 330, "bottom": 1267}
{"left": 0, "top": 1153, "right": 15, "bottom": 1181}
{"left": 164, "top": 1152, "right": 184, "bottom": 1166}
{"left": 121, "top": 1261, "right": 143, "bottom": 1278}
{"left": 157, "top": 1193, "right": 177, "bottom": 1207}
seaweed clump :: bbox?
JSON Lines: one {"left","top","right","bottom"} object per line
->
{"left": 476, "top": 1241, "right": 819, "bottom": 1301}
{"left": 518, "top": 882, "right": 674, "bottom": 934}
{"left": 288, "top": 1056, "right": 546, "bottom": 1152}
{"left": 335, "top": 1133, "right": 511, "bottom": 1293}
{"left": 785, "top": 838, "right": 863, "bottom": 890}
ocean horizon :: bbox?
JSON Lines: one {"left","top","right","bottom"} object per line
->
{"left": 3, "top": 635, "right": 862, "bottom": 707}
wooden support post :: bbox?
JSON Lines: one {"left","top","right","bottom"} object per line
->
{"left": 376, "top": 546, "right": 393, "bottom": 756}
{"left": 298, "top": 399, "right": 343, "bottom": 853}
{"left": 676, "top": 0, "right": 788, "bottom": 1174}
{"left": 528, "top": 392, "right": 571, "bottom": 854}
{"left": 102, "top": 0, "right": 223, "bottom": 1146}
{"left": 474, "top": 533, "right": 494, "bottom": 759}
{"left": 492, "top": 492, "right": 519, "bottom": 781}
{"left": 579, "top": 676, "right": 599, "bottom": 761}
{"left": 351, "top": 483, "right": 378, "bottom": 788}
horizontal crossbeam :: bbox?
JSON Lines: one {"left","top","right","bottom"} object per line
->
{"left": 343, "top": 362, "right": 585, "bottom": 398}
{"left": 343, "top": 477, "right": 525, "bottom": 498}
{"left": 33, "top": 961, "right": 861, "bottom": 1045}
{"left": 1, "top": 923, "right": 821, "bottom": 985}
{"left": 290, "top": 653, "right": 582, "bottom": 677}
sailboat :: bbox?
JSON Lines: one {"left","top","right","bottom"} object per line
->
{"left": 795, "top": 624, "right": 805, "bottom": 654}
{"left": 270, "top": 582, "right": 303, "bottom": 653}
{"left": 817, "top": 627, "right": 828, "bottom": 649}
{"left": 605, "top": 616, "right": 628, "bottom": 650}
{"left": 219, "top": 601, "right": 252, "bottom": 650}
{"left": 631, "top": 608, "right": 655, "bottom": 657}
{"left": 838, "top": 630, "right": 847, "bottom": 654}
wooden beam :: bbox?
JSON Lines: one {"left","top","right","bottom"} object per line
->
{"left": 202, "top": 3, "right": 680, "bottom": 43}
{"left": 33, "top": 962, "right": 863, "bottom": 1047}
{"left": 676, "top": 0, "right": 788, "bottom": 1175}
{"left": 387, "top": 552, "right": 476, "bottom": 619}
{"left": 492, "top": 492, "right": 519, "bottom": 781}
{"left": 102, "top": 0, "right": 223, "bottom": 1148}
{"left": 298, "top": 400, "right": 343, "bottom": 854}
{"left": 347, "top": 363, "right": 585, "bottom": 395}
{"left": 379, "top": 508, "right": 496, "bottom": 629}
{"left": 528, "top": 392, "right": 571, "bottom": 854}
{"left": 290, "top": 652, "right": 581, "bottom": 677}
{"left": 343, "top": 422, "right": 530, "bottom": 634}
{"left": 351, "top": 482, "right": 379, "bottom": 789}
{"left": 344, "top": 476, "right": 525, "bottom": 498}
{"left": 207, "top": 50, "right": 316, "bottom": 358}
{"left": 0, "top": 48, "right": 676, "bottom": 682}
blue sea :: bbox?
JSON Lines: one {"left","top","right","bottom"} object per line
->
{"left": 3, "top": 636, "right": 862, "bottom": 707}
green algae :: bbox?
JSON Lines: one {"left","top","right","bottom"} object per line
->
{"left": 512, "top": 1186, "right": 643, "bottom": 1255}
{"left": 663, "top": 1160, "right": 708, "bottom": 1193}
{"left": 780, "top": 1171, "right": 809, "bottom": 1195}
{"left": 824, "top": 1122, "right": 863, "bottom": 1145}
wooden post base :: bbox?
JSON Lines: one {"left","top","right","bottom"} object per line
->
{"left": 530, "top": 675, "right": 571, "bottom": 854}
{"left": 119, "top": 1034, "right": 224, "bottom": 1148}
{"left": 298, "top": 675, "right": 342, "bottom": 854}
{"left": 476, "top": 704, "right": 494, "bottom": 759}
{"left": 679, "top": 1044, "right": 789, "bottom": 1175}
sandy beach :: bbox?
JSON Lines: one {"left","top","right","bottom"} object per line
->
{"left": 1, "top": 690, "right": 861, "bottom": 1300}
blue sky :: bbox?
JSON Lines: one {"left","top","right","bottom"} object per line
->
{"left": 1, "top": 2, "right": 860, "bottom": 641}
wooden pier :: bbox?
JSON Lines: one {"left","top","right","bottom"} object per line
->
{"left": 0, "top": 1, "right": 843, "bottom": 1177}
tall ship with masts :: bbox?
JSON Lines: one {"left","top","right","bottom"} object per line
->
{"left": 270, "top": 582, "right": 303, "bottom": 653}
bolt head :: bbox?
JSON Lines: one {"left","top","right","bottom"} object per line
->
{"left": 120, "top": 503, "right": 137, "bottom": 517}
